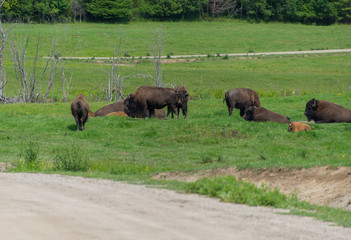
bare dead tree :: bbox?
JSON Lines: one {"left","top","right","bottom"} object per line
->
{"left": 152, "top": 26, "right": 166, "bottom": 87}
{"left": 7, "top": 31, "right": 51, "bottom": 102}
{"left": 42, "top": 27, "right": 73, "bottom": 102}
{"left": 71, "top": 0, "right": 85, "bottom": 23}
{"left": 0, "top": 0, "right": 6, "bottom": 98}
{"left": 61, "top": 68, "right": 72, "bottom": 102}
{"left": 209, "top": 0, "right": 239, "bottom": 19}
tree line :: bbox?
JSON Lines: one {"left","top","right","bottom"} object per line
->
{"left": 2, "top": 0, "right": 351, "bottom": 25}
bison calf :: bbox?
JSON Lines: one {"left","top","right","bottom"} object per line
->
{"left": 288, "top": 122, "right": 312, "bottom": 132}
{"left": 224, "top": 88, "right": 260, "bottom": 117}
{"left": 71, "top": 93, "right": 89, "bottom": 132}
{"left": 304, "top": 98, "right": 351, "bottom": 123}
{"left": 242, "top": 106, "right": 290, "bottom": 124}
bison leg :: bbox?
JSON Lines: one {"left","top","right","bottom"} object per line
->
{"left": 239, "top": 108, "right": 245, "bottom": 117}
{"left": 228, "top": 106, "right": 234, "bottom": 116}
{"left": 75, "top": 116, "right": 80, "bottom": 132}
{"left": 149, "top": 109, "right": 155, "bottom": 118}
{"left": 81, "top": 115, "right": 88, "bottom": 131}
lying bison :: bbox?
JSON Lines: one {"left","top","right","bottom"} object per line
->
{"left": 93, "top": 100, "right": 124, "bottom": 117}
{"left": 288, "top": 122, "right": 312, "bottom": 132}
{"left": 304, "top": 98, "right": 351, "bottom": 123}
{"left": 167, "top": 86, "right": 189, "bottom": 119}
{"left": 71, "top": 93, "right": 89, "bottom": 132}
{"left": 242, "top": 106, "right": 290, "bottom": 124}
{"left": 224, "top": 88, "right": 260, "bottom": 117}
{"left": 124, "top": 85, "right": 184, "bottom": 119}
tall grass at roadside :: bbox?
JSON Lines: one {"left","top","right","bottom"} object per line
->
{"left": 184, "top": 176, "right": 351, "bottom": 227}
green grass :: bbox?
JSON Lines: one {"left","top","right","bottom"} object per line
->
{"left": 2, "top": 22, "right": 351, "bottom": 99}
{"left": 7, "top": 22, "right": 351, "bottom": 57}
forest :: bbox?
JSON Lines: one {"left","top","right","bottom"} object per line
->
{"left": 2, "top": 0, "right": 351, "bottom": 25}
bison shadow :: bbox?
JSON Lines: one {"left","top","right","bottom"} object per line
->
{"left": 67, "top": 124, "right": 78, "bottom": 132}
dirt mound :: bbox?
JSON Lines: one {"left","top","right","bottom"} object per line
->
{"left": 153, "top": 166, "right": 351, "bottom": 210}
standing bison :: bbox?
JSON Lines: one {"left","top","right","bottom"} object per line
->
{"left": 71, "top": 93, "right": 89, "bottom": 132}
{"left": 224, "top": 88, "right": 260, "bottom": 116}
{"left": 242, "top": 106, "right": 290, "bottom": 124}
{"left": 304, "top": 98, "right": 351, "bottom": 123}
{"left": 167, "top": 86, "right": 189, "bottom": 119}
{"left": 124, "top": 85, "right": 185, "bottom": 119}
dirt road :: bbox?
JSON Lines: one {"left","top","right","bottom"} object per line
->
{"left": 1, "top": 173, "right": 350, "bottom": 240}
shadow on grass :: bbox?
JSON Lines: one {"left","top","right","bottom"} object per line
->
{"left": 67, "top": 124, "right": 77, "bottom": 132}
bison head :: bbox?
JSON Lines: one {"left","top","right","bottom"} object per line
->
{"left": 123, "top": 94, "right": 137, "bottom": 118}
{"left": 242, "top": 105, "right": 256, "bottom": 121}
{"left": 304, "top": 98, "right": 319, "bottom": 121}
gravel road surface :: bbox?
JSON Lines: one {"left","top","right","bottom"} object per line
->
{"left": 1, "top": 173, "right": 350, "bottom": 240}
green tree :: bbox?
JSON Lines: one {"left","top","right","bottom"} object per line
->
{"left": 335, "top": 0, "right": 351, "bottom": 23}
{"left": 87, "top": 0, "right": 133, "bottom": 21}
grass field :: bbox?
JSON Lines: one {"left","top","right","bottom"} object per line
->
{"left": 1, "top": 21, "right": 351, "bottom": 227}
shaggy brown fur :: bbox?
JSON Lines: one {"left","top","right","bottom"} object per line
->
{"left": 288, "top": 122, "right": 312, "bottom": 132}
{"left": 242, "top": 106, "right": 290, "bottom": 124}
{"left": 167, "top": 86, "right": 189, "bottom": 119}
{"left": 224, "top": 88, "right": 260, "bottom": 117}
{"left": 304, "top": 98, "right": 351, "bottom": 123}
{"left": 71, "top": 93, "right": 89, "bottom": 132}
{"left": 124, "top": 85, "right": 185, "bottom": 119}
{"left": 106, "top": 111, "right": 128, "bottom": 117}
{"left": 94, "top": 101, "right": 124, "bottom": 117}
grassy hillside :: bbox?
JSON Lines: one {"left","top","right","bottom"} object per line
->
{"left": 8, "top": 22, "right": 351, "bottom": 57}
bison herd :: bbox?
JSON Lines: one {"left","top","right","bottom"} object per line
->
{"left": 71, "top": 86, "right": 351, "bottom": 132}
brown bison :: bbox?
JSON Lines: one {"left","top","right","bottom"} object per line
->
{"left": 167, "top": 86, "right": 189, "bottom": 119}
{"left": 304, "top": 98, "right": 351, "bottom": 123}
{"left": 106, "top": 111, "right": 128, "bottom": 117}
{"left": 71, "top": 93, "right": 89, "bottom": 132}
{"left": 242, "top": 106, "right": 290, "bottom": 124}
{"left": 224, "top": 88, "right": 260, "bottom": 117}
{"left": 288, "top": 122, "right": 312, "bottom": 132}
{"left": 124, "top": 85, "right": 185, "bottom": 119}
{"left": 94, "top": 100, "right": 124, "bottom": 117}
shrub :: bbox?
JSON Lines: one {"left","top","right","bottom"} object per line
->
{"left": 53, "top": 144, "right": 89, "bottom": 172}
{"left": 18, "top": 140, "right": 40, "bottom": 168}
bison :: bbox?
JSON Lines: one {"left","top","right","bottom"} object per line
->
{"left": 167, "top": 86, "right": 189, "bottom": 119}
{"left": 242, "top": 106, "right": 290, "bottom": 124}
{"left": 288, "top": 122, "right": 312, "bottom": 132}
{"left": 94, "top": 100, "right": 124, "bottom": 117}
{"left": 304, "top": 98, "right": 351, "bottom": 123}
{"left": 124, "top": 85, "right": 184, "bottom": 119}
{"left": 71, "top": 93, "right": 89, "bottom": 132}
{"left": 224, "top": 88, "right": 260, "bottom": 117}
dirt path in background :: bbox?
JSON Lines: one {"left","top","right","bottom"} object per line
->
{"left": 1, "top": 172, "right": 351, "bottom": 240}
{"left": 50, "top": 49, "right": 351, "bottom": 60}
{"left": 154, "top": 166, "right": 351, "bottom": 210}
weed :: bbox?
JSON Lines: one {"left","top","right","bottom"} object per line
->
{"left": 53, "top": 144, "right": 89, "bottom": 172}
{"left": 18, "top": 140, "right": 40, "bottom": 168}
